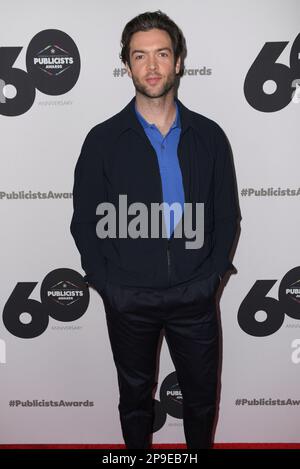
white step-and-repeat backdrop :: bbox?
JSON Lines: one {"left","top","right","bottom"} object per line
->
{"left": 0, "top": 0, "right": 299, "bottom": 444}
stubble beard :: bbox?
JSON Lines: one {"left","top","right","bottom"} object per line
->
{"left": 131, "top": 70, "right": 177, "bottom": 99}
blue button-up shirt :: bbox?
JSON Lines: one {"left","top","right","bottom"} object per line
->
{"left": 135, "top": 101, "right": 185, "bottom": 238}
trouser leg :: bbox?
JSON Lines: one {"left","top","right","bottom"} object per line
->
{"left": 163, "top": 274, "right": 220, "bottom": 449}
{"left": 103, "top": 284, "right": 163, "bottom": 449}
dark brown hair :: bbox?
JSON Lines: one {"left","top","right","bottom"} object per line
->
{"left": 120, "top": 10, "right": 187, "bottom": 77}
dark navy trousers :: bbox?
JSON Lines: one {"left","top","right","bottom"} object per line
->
{"left": 102, "top": 271, "right": 221, "bottom": 449}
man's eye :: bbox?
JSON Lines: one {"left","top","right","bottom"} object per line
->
{"left": 135, "top": 55, "right": 143, "bottom": 60}
{"left": 159, "top": 52, "right": 168, "bottom": 57}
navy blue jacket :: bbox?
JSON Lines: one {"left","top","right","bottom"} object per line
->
{"left": 70, "top": 97, "right": 239, "bottom": 294}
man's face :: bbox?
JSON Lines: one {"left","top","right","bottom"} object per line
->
{"left": 126, "top": 28, "right": 181, "bottom": 99}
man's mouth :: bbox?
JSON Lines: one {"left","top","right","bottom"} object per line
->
{"left": 145, "top": 76, "right": 162, "bottom": 85}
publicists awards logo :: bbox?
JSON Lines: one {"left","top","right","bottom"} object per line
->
{"left": 33, "top": 44, "right": 74, "bottom": 77}
{"left": 0, "top": 29, "right": 80, "bottom": 116}
{"left": 152, "top": 372, "right": 183, "bottom": 432}
{"left": 47, "top": 280, "right": 84, "bottom": 307}
{"left": 238, "top": 266, "right": 300, "bottom": 336}
{"left": 2, "top": 268, "right": 89, "bottom": 339}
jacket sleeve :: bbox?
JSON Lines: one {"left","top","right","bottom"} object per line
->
{"left": 211, "top": 123, "right": 239, "bottom": 278}
{"left": 70, "top": 128, "right": 107, "bottom": 294}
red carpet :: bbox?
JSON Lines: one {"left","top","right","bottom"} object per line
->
{"left": 1, "top": 443, "right": 300, "bottom": 449}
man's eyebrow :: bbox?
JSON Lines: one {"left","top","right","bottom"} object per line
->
{"left": 131, "top": 47, "right": 172, "bottom": 56}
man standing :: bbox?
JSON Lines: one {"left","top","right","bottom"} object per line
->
{"left": 70, "top": 11, "right": 239, "bottom": 449}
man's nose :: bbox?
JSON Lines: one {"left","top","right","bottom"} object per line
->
{"left": 146, "top": 55, "right": 158, "bottom": 70}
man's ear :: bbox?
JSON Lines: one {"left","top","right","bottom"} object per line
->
{"left": 125, "top": 62, "right": 132, "bottom": 78}
{"left": 175, "top": 57, "right": 181, "bottom": 75}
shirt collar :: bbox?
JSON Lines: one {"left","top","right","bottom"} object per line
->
{"left": 115, "top": 96, "right": 194, "bottom": 138}
{"left": 134, "top": 99, "right": 181, "bottom": 131}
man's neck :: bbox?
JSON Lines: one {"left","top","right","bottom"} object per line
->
{"left": 135, "top": 92, "right": 177, "bottom": 136}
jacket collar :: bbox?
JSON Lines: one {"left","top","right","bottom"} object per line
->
{"left": 116, "top": 96, "right": 194, "bottom": 137}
